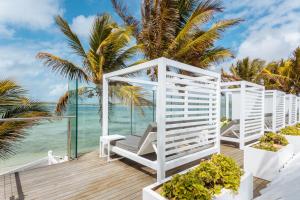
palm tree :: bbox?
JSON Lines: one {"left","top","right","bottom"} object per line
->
{"left": 37, "top": 14, "right": 148, "bottom": 116}
{"left": 260, "top": 48, "right": 300, "bottom": 93}
{"left": 0, "top": 79, "right": 50, "bottom": 159}
{"left": 112, "top": 0, "right": 241, "bottom": 68}
{"left": 223, "top": 57, "right": 265, "bottom": 82}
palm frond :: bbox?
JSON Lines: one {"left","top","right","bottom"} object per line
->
{"left": 110, "top": 85, "right": 153, "bottom": 115}
{"left": 175, "top": 18, "right": 240, "bottom": 58}
{"left": 0, "top": 103, "right": 51, "bottom": 159}
{"left": 0, "top": 80, "right": 28, "bottom": 105}
{"left": 111, "top": 0, "right": 140, "bottom": 37}
{"left": 55, "top": 16, "right": 87, "bottom": 61}
{"left": 37, "top": 52, "right": 89, "bottom": 82}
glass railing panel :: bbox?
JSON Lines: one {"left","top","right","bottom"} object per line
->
{"left": 131, "top": 90, "right": 156, "bottom": 136}
{"left": 108, "top": 104, "right": 132, "bottom": 136}
{"left": 77, "top": 100, "right": 101, "bottom": 155}
{"left": 67, "top": 79, "right": 78, "bottom": 158}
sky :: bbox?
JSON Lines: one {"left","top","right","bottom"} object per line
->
{"left": 0, "top": 0, "right": 300, "bottom": 102}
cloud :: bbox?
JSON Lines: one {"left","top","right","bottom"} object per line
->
{"left": 49, "top": 84, "right": 68, "bottom": 97}
{"left": 0, "top": 41, "right": 69, "bottom": 102}
{"left": 0, "top": 0, "right": 63, "bottom": 38}
{"left": 70, "top": 15, "right": 95, "bottom": 38}
{"left": 223, "top": 0, "right": 300, "bottom": 62}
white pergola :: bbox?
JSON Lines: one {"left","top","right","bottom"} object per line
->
{"left": 102, "top": 57, "right": 221, "bottom": 181}
{"left": 264, "top": 90, "right": 285, "bottom": 132}
{"left": 285, "top": 94, "right": 297, "bottom": 126}
{"left": 221, "top": 81, "right": 265, "bottom": 149}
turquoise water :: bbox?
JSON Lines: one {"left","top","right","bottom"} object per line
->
{"left": 0, "top": 104, "right": 155, "bottom": 173}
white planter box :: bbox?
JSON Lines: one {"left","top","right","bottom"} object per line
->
{"left": 244, "top": 144, "right": 293, "bottom": 181}
{"left": 285, "top": 135, "right": 300, "bottom": 154}
{"left": 143, "top": 171, "right": 253, "bottom": 200}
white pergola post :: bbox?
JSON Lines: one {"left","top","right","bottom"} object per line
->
{"left": 102, "top": 76, "right": 109, "bottom": 137}
{"left": 272, "top": 91, "right": 277, "bottom": 132}
{"left": 156, "top": 60, "right": 166, "bottom": 182}
{"left": 283, "top": 94, "right": 286, "bottom": 126}
{"left": 225, "top": 93, "right": 230, "bottom": 119}
{"left": 261, "top": 89, "right": 265, "bottom": 134}
{"left": 100, "top": 76, "right": 109, "bottom": 157}
{"left": 290, "top": 95, "right": 292, "bottom": 125}
{"left": 216, "top": 74, "right": 221, "bottom": 153}
{"left": 239, "top": 81, "right": 245, "bottom": 150}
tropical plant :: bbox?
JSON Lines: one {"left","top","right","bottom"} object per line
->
{"left": 253, "top": 132, "right": 288, "bottom": 152}
{"left": 222, "top": 57, "right": 265, "bottom": 82}
{"left": 37, "top": 14, "right": 149, "bottom": 116}
{"left": 0, "top": 79, "right": 50, "bottom": 159}
{"left": 161, "top": 154, "right": 242, "bottom": 200}
{"left": 260, "top": 47, "right": 300, "bottom": 93}
{"left": 112, "top": 0, "right": 241, "bottom": 69}
{"left": 280, "top": 126, "right": 300, "bottom": 136}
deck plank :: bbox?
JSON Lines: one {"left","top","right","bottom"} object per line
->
{"left": 0, "top": 145, "right": 268, "bottom": 200}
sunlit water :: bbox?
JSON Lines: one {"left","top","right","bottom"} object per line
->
{"left": 0, "top": 104, "right": 155, "bottom": 173}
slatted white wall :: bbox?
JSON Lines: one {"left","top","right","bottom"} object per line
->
{"left": 220, "top": 81, "right": 264, "bottom": 149}
{"left": 286, "top": 94, "right": 297, "bottom": 125}
{"left": 275, "top": 91, "right": 286, "bottom": 130}
{"left": 164, "top": 70, "right": 220, "bottom": 161}
{"left": 243, "top": 83, "right": 264, "bottom": 139}
{"left": 264, "top": 90, "right": 285, "bottom": 132}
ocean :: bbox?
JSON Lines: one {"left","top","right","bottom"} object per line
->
{"left": 0, "top": 104, "right": 155, "bottom": 173}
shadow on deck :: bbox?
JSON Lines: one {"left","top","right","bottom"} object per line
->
{"left": 0, "top": 145, "right": 268, "bottom": 200}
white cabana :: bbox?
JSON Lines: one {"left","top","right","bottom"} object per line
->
{"left": 285, "top": 94, "right": 297, "bottom": 126}
{"left": 221, "top": 81, "right": 265, "bottom": 149}
{"left": 102, "top": 57, "right": 221, "bottom": 181}
{"left": 264, "top": 90, "right": 285, "bottom": 132}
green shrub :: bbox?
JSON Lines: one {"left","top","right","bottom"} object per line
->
{"left": 295, "top": 123, "right": 300, "bottom": 129}
{"left": 253, "top": 132, "right": 288, "bottom": 152}
{"left": 220, "top": 117, "right": 231, "bottom": 128}
{"left": 161, "top": 154, "right": 242, "bottom": 200}
{"left": 281, "top": 126, "right": 300, "bottom": 136}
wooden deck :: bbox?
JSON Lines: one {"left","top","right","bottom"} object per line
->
{"left": 0, "top": 144, "right": 268, "bottom": 200}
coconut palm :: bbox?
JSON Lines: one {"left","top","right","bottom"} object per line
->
{"left": 0, "top": 80, "right": 50, "bottom": 159}
{"left": 223, "top": 57, "right": 265, "bottom": 83}
{"left": 112, "top": 0, "right": 241, "bottom": 68}
{"left": 37, "top": 14, "right": 149, "bottom": 116}
{"left": 260, "top": 48, "right": 300, "bottom": 93}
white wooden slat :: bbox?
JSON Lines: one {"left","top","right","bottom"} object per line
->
{"left": 245, "top": 119, "right": 263, "bottom": 125}
{"left": 165, "top": 58, "right": 220, "bottom": 78}
{"left": 166, "top": 92, "right": 217, "bottom": 100}
{"left": 166, "top": 104, "right": 213, "bottom": 109}
{"left": 166, "top": 71, "right": 217, "bottom": 85}
{"left": 167, "top": 77, "right": 216, "bottom": 90}
{"left": 165, "top": 139, "right": 216, "bottom": 156}
{"left": 166, "top": 110, "right": 216, "bottom": 116}
{"left": 166, "top": 115, "right": 217, "bottom": 122}
{"left": 166, "top": 120, "right": 217, "bottom": 129}
{"left": 166, "top": 98, "right": 214, "bottom": 104}
{"left": 165, "top": 135, "right": 216, "bottom": 149}
{"left": 166, "top": 124, "right": 216, "bottom": 135}
{"left": 166, "top": 85, "right": 217, "bottom": 94}
{"left": 165, "top": 130, "right": 216, "bottom": 142}
{"left": 245, "top": 127, "right": 263, "bottom": 133}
